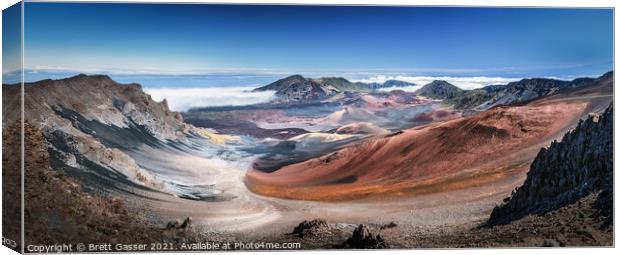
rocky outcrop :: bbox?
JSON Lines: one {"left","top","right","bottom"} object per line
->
{"left": 2, "top": 74, "right": 191, "bottom": 193}
{"left": 414, "top": 80, "right": 463, "bottom": 99}
{"left": 487, "top": 104, "right": 613, "bottom": 225}
{"left": 164, "top": 217, "right": 195, "bottom": 240}
{"left": 291, "top": 219, "right": 331, "bottom": 237}
{"left": 342, "top": 224, "right": 388, "bottom": 249}
{"left": 3, "top": 74, "right": 188, "bottom": 140}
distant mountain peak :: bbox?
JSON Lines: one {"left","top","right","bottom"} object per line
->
{"left": 382, "top": 80, "right": 416, "bottom": 87}
{"left": 67, "top": 73, "right": 114, "bottom": 81}
{"left": 450, "top": 71, "right": 613, "bottom": 110}
{"left": 600, "top": 70, "right": 614, "bottom": 80}
{"left": 253, "top": 75, "right": 418, "bottom": 103}
{"left": 252, "top": 74, "right": 307, "bottom": 92}
{"left": 252, "top": 74, "right": 341, "bottom": 103}
{"left": 428, "top": 80, "right": 453, "bottom": 86}
{"left": 284, "top": 74, "right": 305, "bottom": 80}
{"left": 414, "top": 80, "right": 462, "bottom": 99}
{"left": 316, "top": 77, "right": 349, "bottom": 82}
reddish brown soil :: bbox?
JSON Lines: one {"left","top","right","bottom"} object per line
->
{"left": 411, "top": 109, "right": 459, "bottom": 123}
{"left": 410, "top": 112, "right": 434, "bottom": 122}
{"left": 246, "top": 99, "right": 590, "bottom": 201}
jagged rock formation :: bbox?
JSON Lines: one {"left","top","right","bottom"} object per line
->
{"left": 413, "top": 80, "right": 463, "bottom": 99}
{"left": 163, "top": 217, "right": 195, "bottom": 240}
{"left": 487, "top": 104, "right": 613, "bottom": 226}
{"left": 342, "top": 224, "right": 388, "bottom": 249}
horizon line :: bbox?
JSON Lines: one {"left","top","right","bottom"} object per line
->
{"left": 3, "top": 66, "right": 613, "bottom": 79}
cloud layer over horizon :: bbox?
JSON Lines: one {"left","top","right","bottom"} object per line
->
{"left": 146, "top": 87, "right": 276, "bottom": 111}
{"left": 353, "top": 75, "right": 522, "bottom": 90}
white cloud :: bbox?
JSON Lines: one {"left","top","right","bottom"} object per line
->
{"left": 352, "top": 75, "right": 522, "bottom": 90}
{"left": 377, "top": 85, "right": 424, "bottom": 93}
{"left": 145, "top": 87, "right": 276, "bottom": 111}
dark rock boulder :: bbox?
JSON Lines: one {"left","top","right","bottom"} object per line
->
{"left": 342, "top": 224, "right": 388, "bottom": 249}
{"left": 165, "top": 217, "right": 193, "bottom": 231}
{"left": 291, "top": 219, "right": 330, "bottom": 237}
{"left": 164, "top": 217, "right": 194, "bottom": 240}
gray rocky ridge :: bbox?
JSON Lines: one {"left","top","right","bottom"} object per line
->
{"left": 2, "top": 74, "right": 192, "bottom": 192}
{"left": 488, "top": 104, "right": 613, "bottom": 226}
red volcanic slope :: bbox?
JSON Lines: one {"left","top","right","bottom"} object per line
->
{"left": 245, "top": 81, "right": 612, "bottom": 201}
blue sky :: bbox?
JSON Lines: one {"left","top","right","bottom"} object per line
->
{"left": 2, "top": 2, "right": 21, "bottom": 75}
{"left": 8, "top": 3, "right": 615, "bottom": 80}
